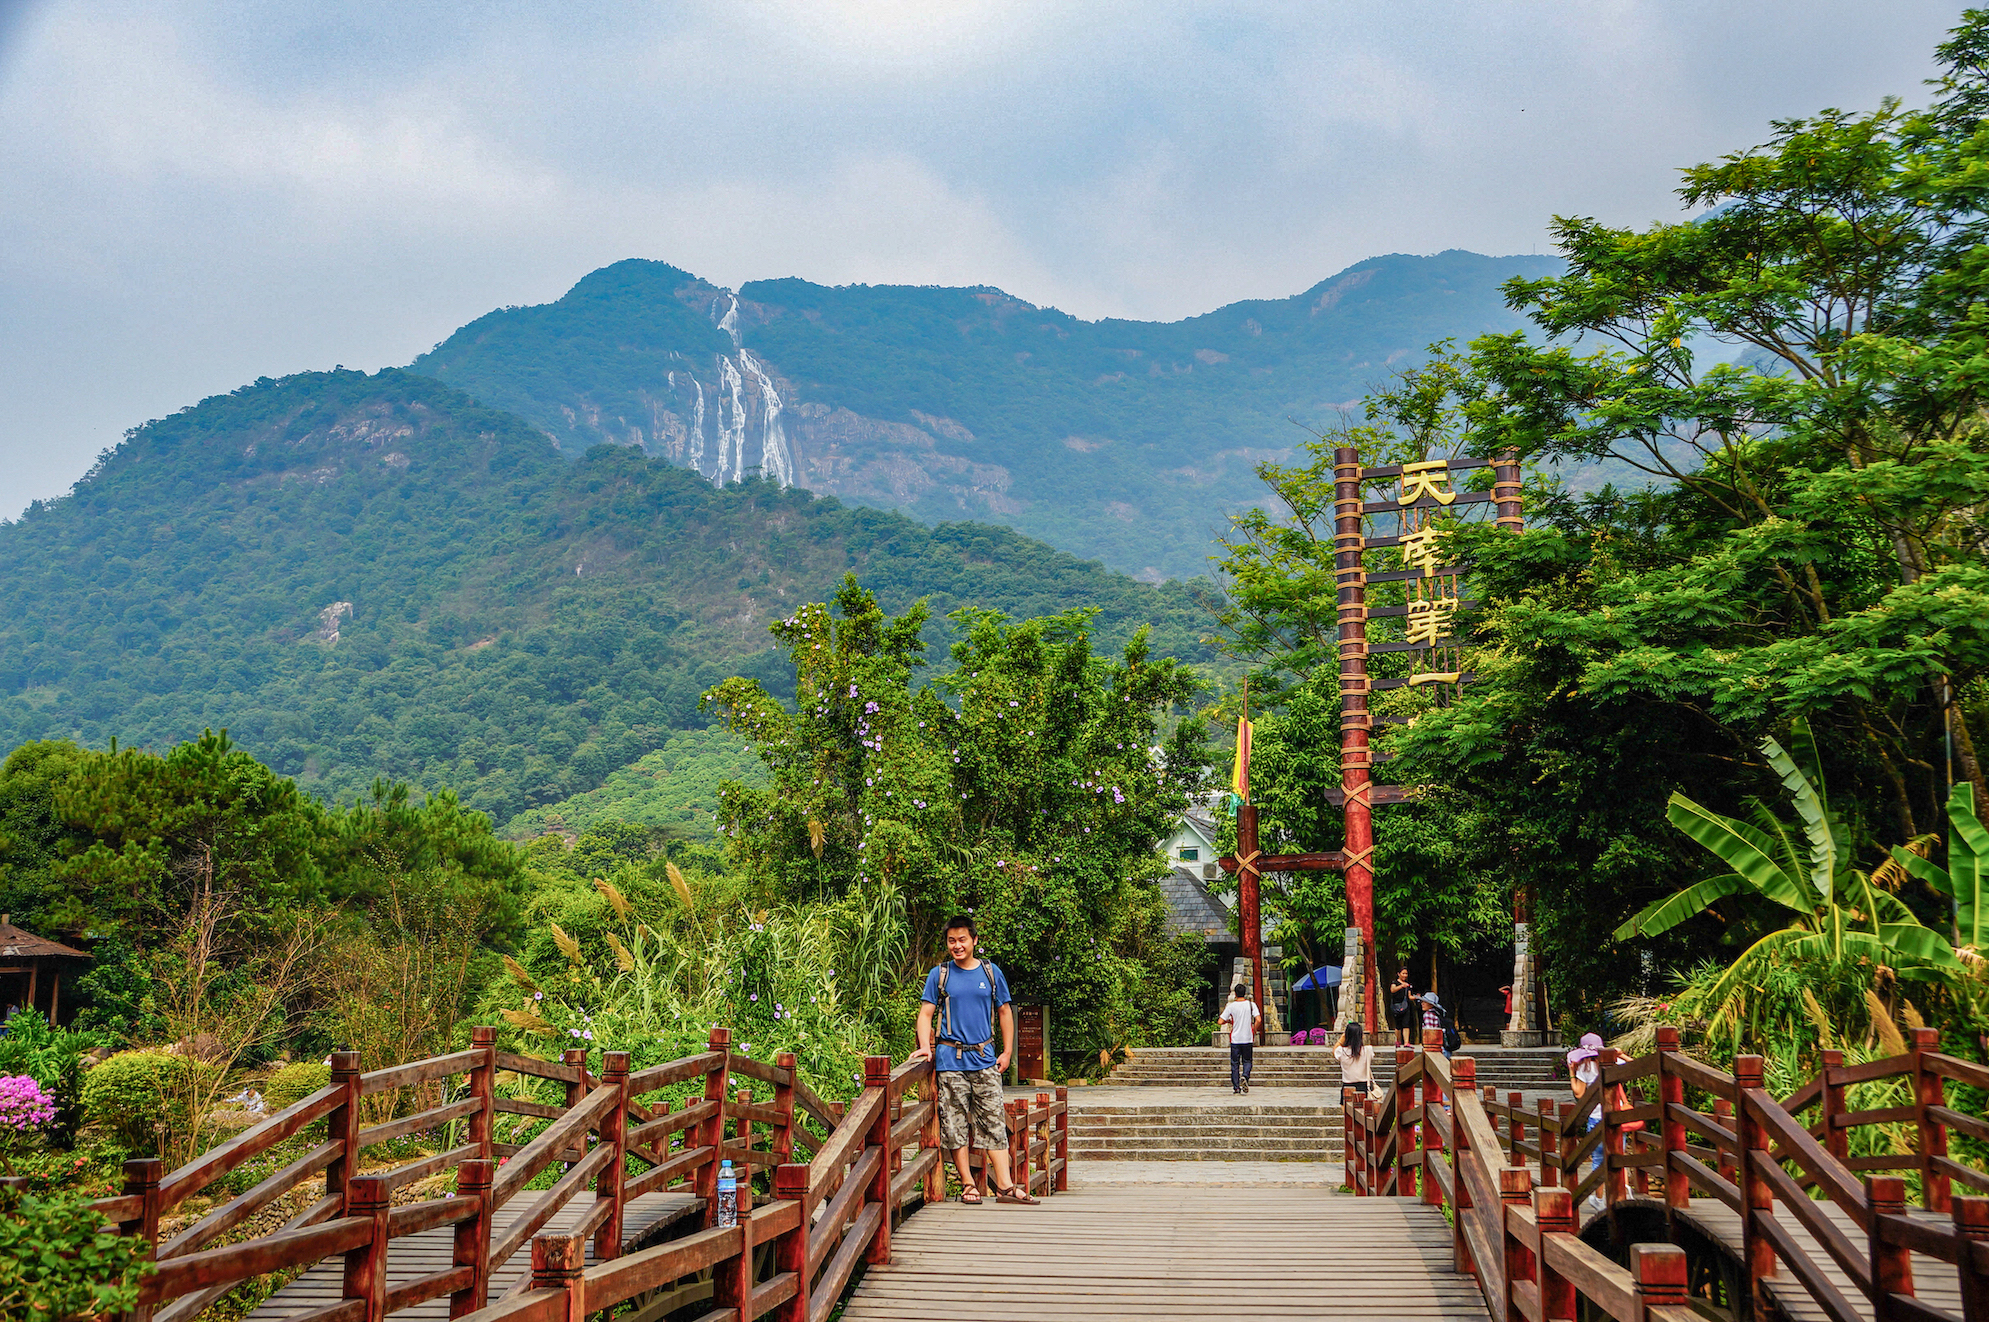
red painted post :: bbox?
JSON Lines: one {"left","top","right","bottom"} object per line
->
{"left": 1333, "top": 447, "right": 1378, "bottom": 1033}
{"left": 326, "top": 1050, "right": 362, "bottom": 1213}
{"left": 1537, "top": 1097, "right": 1558, "bottom": 1188}
{"left": 1819, "top": 1047, "right": 1848, "bottom": 1165}
{"left": 529, "top": 1232, "right": 587, "bottom": 1322}
{"left": 1734, "top": 1055, "right": 1776, "bottom": 1317}
{"left": 1343, "top": 1087, "right": 1357, "bottom": 1192}
{"left": 1422, "top": 1047, "right": 1444, "bottom": 1208}
{"left": 341, "top": 1175, "right": 392, "bottom": 1322}
{"left": 865, "top": 1056, "right": 893, "bottom": 1264}
{"left": 1396, "top": 1045, "right": 1417, "bottom": 1199}
{"left": 468, "top": 1026, "right": 498, "bottom": 1162}
{"left": 1951, "top": 1196, "right": 1988, "bottom": 1322}
{"left": 1509, "top": 1091, "right": 1526, "bottom": 1169}
{"left": 712, "top": 1161, "right": 753, "bottom": 1319}
{"left": 1534, "top": 1186, "right": 1577, "bottom": 1321}
{"left": 922, "top": 1068, "right": 945, "bottom": 1204}
{"left": 594, "top": 1051, "right": 630, "bottom": 1263}
{"left": 1657, "top": 1027, "right": 1687, "bottom": 1212}
{"left": 697, "top": 1027, "right": 732, "bottom": 1228}
{"left": 1911, "top": 1026, "right": 1951, "bottom": 1213}
{"left": 450, "top": 1158, "right": 493, "bottom": 1318}
{"left": 1502, "top": 1165, "right": 1535, "bottom": 1321}
{"left": 1630, "top": 1243, "right": 1687, "bottom": 1322}
{"left": 1602, "top": 1047, "right": 1629, "bottom": 1207}
{"left": 773, "top": 1164, "right": 812, "bottom": 1322}
{"left": 560, "top": 1047, "right": 590, "bottom": 1169}
{"left": 1714, "top": 1098, "right": 1737, "bottom": 1186}
{"left": 1869, "top": 1175, "right": 1914, "bottom": 1322}
{"left": 1054, "top": 1084, "right": 1070, "bottom": 1192}
{"left": 1452, "top": 1055, "right": 1478, "bottom": 1276}
{"left": 774, "top": 1051, "right": 797, "bottom": 1166}
{"left": 1034, "top": 1092, "right": 1053, "bottom": 1197}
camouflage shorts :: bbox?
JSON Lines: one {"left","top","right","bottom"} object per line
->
{"left": 936, "top": 1067, "right": 1006, "bottom": 1150}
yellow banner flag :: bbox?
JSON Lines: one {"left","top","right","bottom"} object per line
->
{"left": 1230, "top": 715, "right": 1252, "bottom": 804}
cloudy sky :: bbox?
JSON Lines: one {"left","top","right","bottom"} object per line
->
{"left": 0, "top": 0, "right": 1966, "bottom": 518}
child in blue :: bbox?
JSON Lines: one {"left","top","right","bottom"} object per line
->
{"left": 908, "top": 914, "right": 1037, "bottom": 1204}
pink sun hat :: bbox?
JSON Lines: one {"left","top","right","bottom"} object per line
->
{"left": 1565, "top": 1032, "right": 1605, "bottom": 1067}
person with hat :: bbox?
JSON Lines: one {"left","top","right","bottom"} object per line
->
{"left": 1566, "top": 1032, "right": 1608, "bottom": 1212}
{"left": 1418, "top": 991, "right": 1456, "bottom": 1056}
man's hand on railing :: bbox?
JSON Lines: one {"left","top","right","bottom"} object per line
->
{"left": 907, "top": 1045, "right": 932, "bottom": 1064}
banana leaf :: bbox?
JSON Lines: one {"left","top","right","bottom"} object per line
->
{"left": 1667, "top": 791, "right": 1812, "bottom": 914}
{"left": 1949, "top": 782, "right": 1986, "bottom": 950}
{"left": 1613, "top": 872, "right": 1748, "bottom": 941}
{"left": 1763, "top": 731, "right": 1836, "bottom": 910}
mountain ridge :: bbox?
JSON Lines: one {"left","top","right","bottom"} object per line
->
{"left": 412, "top": 249, "right": 1561, "bottom": 579}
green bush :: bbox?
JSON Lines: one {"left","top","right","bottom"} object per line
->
{"left": 0, "top": 1184, "right": 152, "bottom": 1319}
{"left": 78, "top": 1051, "right": 216, "bottom": 1152}
{"left": 262, "top": 1060, "right": 331, "bottom": 1112}
{"left": 0, "top": 1009, "right": 105, "bottom": 1147}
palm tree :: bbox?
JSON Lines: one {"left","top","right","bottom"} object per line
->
{"left": 1615, "top": 719, "right": 1961, "bottom": 1016}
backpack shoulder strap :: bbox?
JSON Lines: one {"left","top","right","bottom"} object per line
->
{"left": 937, "top": 963, "right": 951, "bottom": 1040}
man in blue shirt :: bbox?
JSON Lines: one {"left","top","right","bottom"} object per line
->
{"left": 909, "top": 915, "right": 1037, "bottom": 1204}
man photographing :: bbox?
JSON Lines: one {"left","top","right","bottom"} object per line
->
{"left": 908, "top": 915, "right": 1039, "bottom": 1205}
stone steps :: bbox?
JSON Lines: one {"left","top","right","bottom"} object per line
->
{"left": 1067, "top": 1105, "right": 1344, "bottom": 1161}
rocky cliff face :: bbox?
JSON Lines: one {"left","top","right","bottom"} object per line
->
{"left": 413, "top": 251, "right": 1563, "bottom": 579}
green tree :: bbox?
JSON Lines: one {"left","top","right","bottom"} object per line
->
{"left": 704, "top": 575, "right": 1214, "bottom": 1063}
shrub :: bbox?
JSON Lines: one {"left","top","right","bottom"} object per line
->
{"left": 0, "top": 1009, "right": 106, "bottom": 1147}
{"left": 0, "top": 1184, "right": 152, "bottom": 1319}
{"left": 79, "top": 1051, "right": 217, "bottom": 1153}
{"left": 262, "top": 1061, "right": 332, "bottom": 1112}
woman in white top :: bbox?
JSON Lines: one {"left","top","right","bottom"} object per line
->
{"left": 1334, "top": 1022, "right": 1375, "bottom": 1095}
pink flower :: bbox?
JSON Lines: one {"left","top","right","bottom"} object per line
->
{"left": 0, "top": 1075, "right": 55, "bottom": 1134}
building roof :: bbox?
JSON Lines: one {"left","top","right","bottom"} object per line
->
{"left": 0, "top": 916, "right": 91, "bottom": 961}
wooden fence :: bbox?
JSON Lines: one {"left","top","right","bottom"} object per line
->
{"left": 1345, "top": 1027, "right": 1989, "bottom": 1322}
{"left": 79, "top": 1027, "right": 1071, "bottom": 1322}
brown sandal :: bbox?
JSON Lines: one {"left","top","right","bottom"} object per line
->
{"left": 995, "top": 1186, "right": 1040, "bottom": 1205}
{"left": 958, "top": 1188, "right": 984, "bottom": 1204}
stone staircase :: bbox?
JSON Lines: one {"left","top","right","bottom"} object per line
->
{"left": 1066, "top": 1099, "right": 1343, "bottom": 1162}
{"left": 1103, "top": 1045, "right": 1569, "bottom": 1091}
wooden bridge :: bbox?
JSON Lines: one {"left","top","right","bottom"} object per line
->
{"left": 80, "top": 1023, "right": 1989, "bottom": 1322}
{"left": 1344, "top": 1026, "right": 1989, "bottom": 1321}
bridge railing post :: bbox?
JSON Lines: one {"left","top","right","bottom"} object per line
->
{"left": 1734, "top": 1055, "right": 1776, "bottom": 1317}
{"left": 1819, "top": 1047, "right": 1848, "bottom": 1166}
{"left": 450, "top": 1158, "right": 493, "bottom": 1318}
{"left": 697, "top": 1028, "right": 732, "bottom": 1227}
{"left": 1911, "top": 1026, "right": 1951, "bottom": 1213}
{"left": 920, "top": 1069, "right": 944, "bottom": 1204}
{"left": 773, "top": 1163, "right": 812, "bottom": 1322}
{"left": 1556, "top": 1101, "right": 1577, "bottom": 1196}
{"left": 326, "top": 1050, "right": 362, "bottom": 1214}
{"left": 1630, "top": 1243, "right": 1687, "bottom": 1322}
{"left": 115, "top": 1157, "right": 162, "bottom": 1322}
{"left": 864, "top": 1056, "right": 892, "bottom": 1265}
{"left": 1537, "top": 1097, "right": 1558, "bottom": 1188}
{"left": 1868, "top": 1175, "right": 1914, "bottom": 1319}
{"left": 1534, "top": 1186, "right": 1577, "bottom": 1321}
{"left": 1452, "top": 1055, "right": 1477, "bottom": 1277}
{"left": 529, "top": 1231, "right": 587, "bottom": 1322}
{"left": 774, "top": 1051, "right": 798, "bottom": 1167}
{"left": 1952, "top": 1195, "right": 1988, "bottom": 1321}
{"left": 1713, "top": 1098, "right": 1737, "bottom": 1186}
{"left": 468, "top": 1026, "right": 497, "bottom": 1163}
{"left": 1509, "top": 1091, "right": 1525, "bottom": 1170}
{"left": 1656, "top": 1027, "right": 1687, "bottom": 1214}
{"left": 594, "top": 1051, "right": 630, "bottom": 1263}
{"left": 1054, "top": 1084, "right": 1070, "bottom": 1192}
{"left": 341, "top": 1175, "right": 391, "bottom": 1322}
{"left": 1396, "top": 1045, "right": 1416, "bottom": 1199}
{"left": 1501, "top": 1165, "right": 1535, "bottom": 1319}
{"left": 1422, "top": 1044, "right": 1443, "bottom": 1208}
{"left": 1342, "top": 1087, "right": 1356, "bottom": 1192}
{"left": 560, "top": 1047, "right": 590, "bottom": 1171}
{"left": 712, "top": 1153, "right": 754, "bottom": 1319}
{"left": 1034, "top": 1092, "right": 1054, "bottom": 1197}
{"left": 1601, "top": 1047, "right": 1629, "bottom": 1207}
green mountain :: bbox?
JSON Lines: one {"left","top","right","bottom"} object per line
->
{"left": 413, "top": 250, "right": 1561, "bottom": 581}
{"left": 0, "top": 369, "right": 1215, "bottom": 822}
{"left": 500, "top": 726, "right": 764, "bottom": 843}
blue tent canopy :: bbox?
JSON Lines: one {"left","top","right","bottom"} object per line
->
{"left": 1291, "top": 965, "right": 1342, "bottom": 991}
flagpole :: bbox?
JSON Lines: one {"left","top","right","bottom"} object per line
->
{"left": 1236, "top": 677, "right": 1266, "bottom": 1045}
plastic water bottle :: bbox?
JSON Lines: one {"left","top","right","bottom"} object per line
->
{"left": 716, "top": 1159, "right": 738, "bottom": 1228}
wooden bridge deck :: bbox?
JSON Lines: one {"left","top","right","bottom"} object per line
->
{"left": 843, "top": 1186, "right": 1487, "bottom": 1321}
{"left": 246, "top": 1191, "right": 701, "bottom": 1322}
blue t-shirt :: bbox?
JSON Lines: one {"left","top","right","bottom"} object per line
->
{"left": 921, "top": 959, "right": 1010, "bottom": 1072}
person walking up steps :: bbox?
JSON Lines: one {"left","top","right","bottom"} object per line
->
{"left": 1220, "top": 983, "right": 1261, "bottom": 1094}
{"left": 909, "top": 915, "right": 1037, "bottom": 1205}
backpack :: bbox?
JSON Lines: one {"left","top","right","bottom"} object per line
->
{"left": 1442, "top": 1010, "right": 1462, "bottom": 1054}
{"left": 934, "top": 961, "right": 1000, "bottom": 1062}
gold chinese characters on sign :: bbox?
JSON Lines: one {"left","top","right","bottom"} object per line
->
{"left": 1404, "top": 596, "right": 1459, "bottom": 647}
{"left": 1397, "top": 460, "right": 1457, "bottom": 507}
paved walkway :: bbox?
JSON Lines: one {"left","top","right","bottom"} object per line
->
{"left": 844, "top": 1184, "right": 1486, "bottom": 1321}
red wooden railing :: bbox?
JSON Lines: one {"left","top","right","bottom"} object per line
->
{"left": 77, "top": 1026, "right": 1071, "bottom": 1322}
{"left": 1345, "top": 1028, "right": 1989, "bottom": 1322}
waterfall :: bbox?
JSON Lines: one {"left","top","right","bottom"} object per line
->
{"left": 739, "top": 350, "right": 793, "bottom": 487}
{"left": 716, "top": 355, "right": 748, "bottom": 484}
{"left": 718, "top": 295, "right": 741, "bottom": 349}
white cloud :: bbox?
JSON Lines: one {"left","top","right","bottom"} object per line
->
{"left": 0, "top": 0, "right": 1966, "bottom": 518}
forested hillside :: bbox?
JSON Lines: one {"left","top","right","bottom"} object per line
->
{"left": 0, "top": 369, "right": 1216, "bottom": 821}
{"left": 413, "top": 250, "right": 1561, "bottom": 579}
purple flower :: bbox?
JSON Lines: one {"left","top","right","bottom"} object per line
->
{"left": 0, "top": 1075, "right": 56, "bottom": 1133}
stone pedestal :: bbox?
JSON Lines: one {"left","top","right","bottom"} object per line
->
{"left": 1332, "top": 927, "right": 1365, "bottom": 1031}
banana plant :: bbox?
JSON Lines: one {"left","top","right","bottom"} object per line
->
{"left": 1889, "top": 782, "right": 1986, "bottom": 956}
{"left": 1615, "top": 719, "right": 1961, "bottom": 998}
